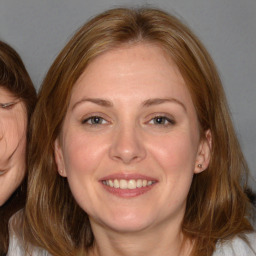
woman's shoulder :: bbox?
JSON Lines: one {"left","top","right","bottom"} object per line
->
{"left": 7, "top": 210, "right": 51, "bottom": 256}
{"left": 7, "top": 234, "right": 50, "bottom": 256}
{"left": 213, "top": 232, "right": 256, "bottom": 256}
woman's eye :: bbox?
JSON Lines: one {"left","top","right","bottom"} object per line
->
{"left": 149, "top": 116, "right": 175, "bottom": 126}
{"left": 0, "top": 102, "right": 16, "bottom": 109}
{"left": 82, "top": 116, "right": 107, "bottom": 125}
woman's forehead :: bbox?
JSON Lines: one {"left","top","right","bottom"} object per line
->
{"left": 66, "top": 43, "right": 196, "bottom": 118}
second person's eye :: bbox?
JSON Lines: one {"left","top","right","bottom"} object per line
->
{"left": 0, "top": 102, "right": 16, "bottom": 110}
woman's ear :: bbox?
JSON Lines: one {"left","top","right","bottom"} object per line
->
{"left": 54, "top": 138, "right": 67, "bottom": 177}
{"left": 194, "top": 129, "right": 212, "bottom": 174}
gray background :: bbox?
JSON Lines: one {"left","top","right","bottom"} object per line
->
{"left": 0, "top": 0, "right": 255, "bottom": 188}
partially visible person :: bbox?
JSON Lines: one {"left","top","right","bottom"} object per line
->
{"left": 0, "top": 41, "right": 36, "bottom": 255}
{"left": 9, "top": 7, "right": 256, "bottom": 256}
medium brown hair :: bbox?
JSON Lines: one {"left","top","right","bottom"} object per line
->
{"left": 24, "top": 7, "right": 253, "bottom": 256}
{"left": 0, "top": 41, "right": 36, "bottom": 255}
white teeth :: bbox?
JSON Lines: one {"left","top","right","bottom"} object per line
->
{"left": 136, "top": 179, "right": 142, "bottom": 188}
{"left": 114, "top": 179, "right": 119, "bottom": 188}
{"left": 128, "top": 179, "right": 136, "bottom": 189}
{"left": 103, "top": 179, "right": 155, "bottom": 189}
{"left": 109, "top": 180, "right": 114, "bottom": 187}
{"left": 120, "top": 179, "right": 128, "bottom": 189}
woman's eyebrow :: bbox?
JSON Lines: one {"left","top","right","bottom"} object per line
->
{"left": 72, "top": 98, "right": 113, "bottom": 110}
{"left": 72, "top": 97, "right": 186, "bottom": 111}
{"left": 142, "top": 98, "right": 187, "bottom": 112}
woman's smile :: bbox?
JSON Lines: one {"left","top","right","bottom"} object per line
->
{"left": 100, "top": 173, "right": 158, "bottom": 198}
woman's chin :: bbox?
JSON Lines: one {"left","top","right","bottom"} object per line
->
{"left": 91, "top": 211, "right": 154, "bottom": 234}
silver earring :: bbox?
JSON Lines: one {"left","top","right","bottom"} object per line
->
{"left": 198, "top": 164, "right": 202, "bottom": 168}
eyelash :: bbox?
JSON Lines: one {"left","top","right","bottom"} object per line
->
{"left": 82, "top": 115, "right": 108, "bottom": 125}
{"left": 148, "top": 115, "right": 176, "bottom": 126}
{"left": 81, "top": 115, "right": 175, "bottom": 127}
{"left": 0, "top": 102, "right": 16, "bottom": 109}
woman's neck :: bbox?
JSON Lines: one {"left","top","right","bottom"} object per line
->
{"left": 88, "top": 219, "right": 192, "bottom": 256}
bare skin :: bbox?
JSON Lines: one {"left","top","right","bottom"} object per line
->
{"left": 55, "top": 43, "right": 211, "bottom": 256}
{"left": 0, "top": 87, "right": 27, "bottom": 206}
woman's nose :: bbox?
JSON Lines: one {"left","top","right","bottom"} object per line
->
{"left": 109, "top": 125, "right": 146, "bottom": 164}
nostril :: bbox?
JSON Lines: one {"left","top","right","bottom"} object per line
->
{"left": 108, "top": 127, "right": 147, "bottom": 164}
{"left": 110, "top": 142, "right": 146, "bottom": 164}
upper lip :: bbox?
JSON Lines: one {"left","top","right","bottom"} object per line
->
{"left": 100, "top": 173, "right": 158, "bottom": 181}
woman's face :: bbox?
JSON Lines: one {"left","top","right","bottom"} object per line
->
{"left": 0, "top": 87, "right": 27, "bottom": 206}
{"left": 55, "top": 43, "right": 211, "bottom": 234}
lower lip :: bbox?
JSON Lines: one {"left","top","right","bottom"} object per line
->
{"left": 101, "top": 183, "right": 156, "bottom": 198}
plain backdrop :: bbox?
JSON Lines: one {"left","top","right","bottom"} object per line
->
{"left": 0, "top": 0, "right": 255, "bottom": 188}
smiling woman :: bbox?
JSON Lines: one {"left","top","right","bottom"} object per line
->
{"left": 54, "top": 44, "right": 209, "bottom": 239}
{"left": 0, "top": 41, "right": 36, "bottom": 256}
{"left": 16, "top": 7, "right": 255, "bottom": 256}
{"left": 0, "top": 88, "right": 27, "bottom": 196}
